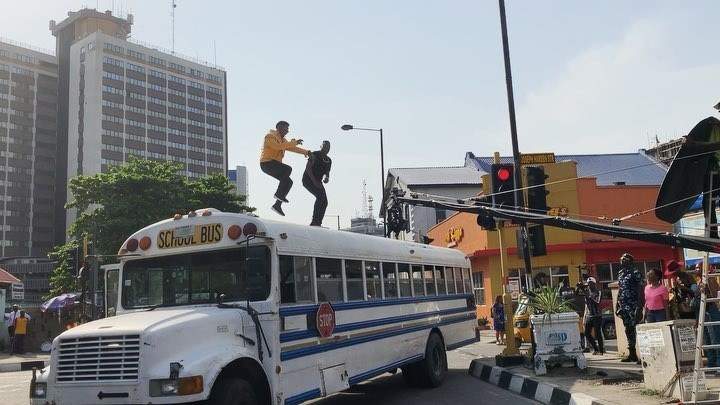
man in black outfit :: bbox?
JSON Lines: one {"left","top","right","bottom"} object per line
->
{"left": 303, "top": 141, "right": 332, "bottom": 226}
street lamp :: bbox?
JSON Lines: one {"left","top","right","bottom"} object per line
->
{"left": 341, "top": 124, "right": 386, "bottom": 237}
{"left": 324, "top": 214, "right": 341, "bottom": 230}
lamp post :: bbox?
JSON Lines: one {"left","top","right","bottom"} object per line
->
{"left": 324, "top": 215, "right": 341, "bottom": 230}
{"left": 341, "top": 124, "right": 386, "bottom": 237}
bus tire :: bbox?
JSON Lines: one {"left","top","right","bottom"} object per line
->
{"left": 210, "top": 378, "right": 258, "bottom": 405}
{"left": 416, "top": 332, "right": 447, "bottom": 388}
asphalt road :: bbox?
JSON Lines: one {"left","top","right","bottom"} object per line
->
{"left": 2, "top": 347, "right": 536, "bottom": 405}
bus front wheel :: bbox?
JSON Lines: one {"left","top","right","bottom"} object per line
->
{"left": 210, "top": 378, "right": 258, "bottom": 405}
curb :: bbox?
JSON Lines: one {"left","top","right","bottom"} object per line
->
{"left": 0, "top": 360, "right": 48, "bottom": 373}
{"left": 468, "top": 359, "right": 606, "bottom": 405}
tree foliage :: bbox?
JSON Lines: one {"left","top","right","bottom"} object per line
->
{"left": 46, "top": 240, "right": 79, "bottom": 299}
{"left": 64, "top": 158, "right": 254, "bottom": 256}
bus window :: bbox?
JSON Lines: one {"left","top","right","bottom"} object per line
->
{"left": 435, "top": 266, "right": 447, "bottom": 295}
{"left": 454, "top": 267, "right": 464, "bottom": 293}
{"left": 411, "top": 265, "right": 425, "bottom": 296}
{"left": 316, "top": 258, "right": 343, "bottom": 302}
{"left": 397, "top": 263, "right": 411, "bottom": 297}
{"left": 279, "top": 256, "right": 315, "bottom": 304}
{"left": 345, "top": 260, "right": 364, "bottom": 301}
{"left": 463, "top": 268, "right": 472, "bottom": 294}
{"left": 365, "top": 261, "right": 381, "bottom": 300}
{"left": 446, "top": 267, "right": 456, "bottom": 294}
{"left": 382, "top": 262, "right": 398, "bottom": 299}
{"left": 424, "top": 265, "right": 436, "bottom": 296}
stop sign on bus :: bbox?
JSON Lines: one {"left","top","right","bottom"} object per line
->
{"left": 316, "top": 302, "right": 336, "bottom": 338}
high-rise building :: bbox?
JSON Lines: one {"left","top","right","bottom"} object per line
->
{"left": 51, "top": 9, "right": 228, "bottom": 235}
{"left": 228, "top": 165, "right": 249, "bottom": 200}
{"left": 0, "top": 39, "right": 58, "bottom": 257}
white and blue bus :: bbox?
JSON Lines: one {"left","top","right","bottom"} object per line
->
{"left": 32, "top": 209, "right": 478, "bottom": 405}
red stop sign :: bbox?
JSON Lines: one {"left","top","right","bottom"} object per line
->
{"left": 316, "top": 302, "right": 336, "bottom": 338}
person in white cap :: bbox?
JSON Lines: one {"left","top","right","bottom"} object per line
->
{"left": 583, "top": 277, "right": 604, "bottom": 355}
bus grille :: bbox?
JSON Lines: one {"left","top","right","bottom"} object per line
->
{"left": 56, "top": 335, "right": 140, "bottom": 383}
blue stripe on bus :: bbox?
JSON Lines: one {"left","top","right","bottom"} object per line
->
{"left": 279, "top": 293, "right": 473, "bottom": 316}
{"left": 280, "top": 307, "right": 472, "bottom": 343}
{"left": 348, "top": 353, "right": 424, "bottom": 385}
{"left": 446, "top": 336, "right": 481, "bottom": 351}
{"left": 280, "top": 313, "right": 475, "bottom": 361}
{"left": 284, "top": 388, "right": 322, "bottom": 405}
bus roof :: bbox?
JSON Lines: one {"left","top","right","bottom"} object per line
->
{"left": 119, "top": 209, "right": 468, "bottom": 267}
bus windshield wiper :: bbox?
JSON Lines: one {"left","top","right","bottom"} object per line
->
{"left": 217, "top": 297, "right": 272, "bottom": 362}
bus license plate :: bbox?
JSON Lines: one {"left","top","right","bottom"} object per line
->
{"left": 157, "top": 223, "right": 224, "bottom": 249}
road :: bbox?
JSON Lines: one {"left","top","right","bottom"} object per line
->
{"left": 2, "top": 345, "right": 536, "bottom": 405}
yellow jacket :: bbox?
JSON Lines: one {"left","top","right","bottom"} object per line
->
{"left": 260, "top": 130, "right": 309, "bottom": 163}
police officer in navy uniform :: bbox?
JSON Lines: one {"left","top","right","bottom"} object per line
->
{"left": 616, "top": 253, "right": 644, "bottom": 363}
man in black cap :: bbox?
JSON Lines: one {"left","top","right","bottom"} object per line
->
{"left": 616, "top": 253, "right": 644, "bottom": 363}
{"left": 303, "top": 141, "right": 332, "bottom": 226}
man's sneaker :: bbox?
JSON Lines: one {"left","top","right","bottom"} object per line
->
{"left": 274, "top": 194, "right": 289, "bottom": 203}
{"left": 271, "top": 203, "right": 285, "bottom": 216}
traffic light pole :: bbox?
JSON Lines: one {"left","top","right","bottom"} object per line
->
{"left": 498, "top": 0, "right": 533, "bottom": 273}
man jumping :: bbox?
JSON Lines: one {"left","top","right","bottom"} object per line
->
{"left": 260, "top": 121, "right": 309, "bottom": 216}
{"left": 303, "top": 141, "right": 332, "bottom": 226}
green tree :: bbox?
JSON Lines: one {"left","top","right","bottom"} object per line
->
{"left": 46, "top": 240, "right": 79, "bottom": 299}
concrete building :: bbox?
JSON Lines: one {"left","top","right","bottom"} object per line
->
{"left": 228, "top": 165, "right": 249, "bottom": 200}
{"left": 51, "top": 9, "right": 228, "bottom": 235}
{"left": 343, "top": 216, "right": 384, "bottom": 237}
{"left": 1, "top": 257, "right": 55, "bottom": 305}
{"left": 0, "top": 39, "right": 59, "bottom": 257}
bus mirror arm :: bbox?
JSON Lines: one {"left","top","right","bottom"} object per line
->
{"left": 218, "top": 301, "right": 272, "bottom": 362}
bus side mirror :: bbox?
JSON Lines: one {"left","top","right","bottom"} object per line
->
{"left": 217, "top": 293, "right": 226, "bottom": 305}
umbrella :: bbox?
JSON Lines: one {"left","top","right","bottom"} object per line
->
{"left": 41, "top": 293, "right": 79, "bottom": 312}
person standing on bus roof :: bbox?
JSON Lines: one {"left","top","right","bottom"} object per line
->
{"left": 303, "top": 141, "right": 332, "bottom": 226}
{"left": 260, "top": 121, "right": 309, "bottom": 217}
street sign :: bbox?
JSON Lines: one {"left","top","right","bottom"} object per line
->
{"left": 11, "top": 283, "right": 24, "bottom": 300}
{"left": 520, "top": 153, "right": 556, "bottom": 165}
{"left": 316, "top": 302, "right": 336, "bottom": 338}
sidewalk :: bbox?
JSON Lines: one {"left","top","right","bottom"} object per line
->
{"left": 0, "top": 352, "right": 49, "bottom": 373}
{"left": 467, "top": 331, "right": 717, "bottom": 405}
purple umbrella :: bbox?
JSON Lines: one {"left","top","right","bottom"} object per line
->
{"left": 41, "top": 293, "right": 79, "bottom": 312}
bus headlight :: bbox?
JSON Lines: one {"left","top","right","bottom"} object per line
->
{"left": 149, "top": 376, "right": 203, "bottom": 397}
{"left": 31, "top": 382, "right": 47, "bottom": 398}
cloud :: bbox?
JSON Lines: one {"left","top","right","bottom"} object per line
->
{"left": 515, "top": 18, "right": 720, "bottom": 154}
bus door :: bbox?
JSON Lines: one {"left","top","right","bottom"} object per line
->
{"left": 102, "top": 264, "right": 120, "bottom": 318}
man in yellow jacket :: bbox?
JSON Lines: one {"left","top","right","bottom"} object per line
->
{"left": 260, "top": 121, "right": 309, "bottom": 216}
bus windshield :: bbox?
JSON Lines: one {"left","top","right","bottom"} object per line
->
{"left": 121, "top": 246, "right": 270, "bottom": 309}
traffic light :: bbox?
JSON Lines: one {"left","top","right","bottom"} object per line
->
{"left": 516, "top": 225, "right": 547, "bottom": 258}
{"left": 525, "top": 166, "right": 549, "bottom": 214}
{"left": 490, "top": 163, "right": 516, "bottom": 208}
{"left": 476, "top": 210, "right": 496, "bottom": 231}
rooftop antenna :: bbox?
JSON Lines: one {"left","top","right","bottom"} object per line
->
{"left": 171, "top": 0, "right": 177, "bottom": 54}
{"left": 213, "top": 40, "right": 217, "bottom": 66}
{"left": 361, "top": 180, "right": 368, "bottom": 218}
{"left": 368, "top": 195, "right": 375, "bottom": 222}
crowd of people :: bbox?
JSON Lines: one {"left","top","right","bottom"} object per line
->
{"left": 4, "top": 304, "right": 31, "bottom": 354}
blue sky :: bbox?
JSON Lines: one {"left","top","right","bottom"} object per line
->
{"left": 3, "top": 1, "right": 719, "bottom": 227}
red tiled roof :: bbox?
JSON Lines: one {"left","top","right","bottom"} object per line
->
{"left": 0, "top": 267, "right": 21, "bottom": 284}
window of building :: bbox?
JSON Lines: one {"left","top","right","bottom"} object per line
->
{"left": 397, "top": 263, "right": 411, "bottom": 297}
{"left": 149, "top": 69, "right": 166, "bottom": 79}
{"left": 169, "top": 62, "right": 186, "bottom": 73}
{"left": 104, "top": 43, "right": 124, "bottom": 54}
{"left": 316, "top": 257, "right": 342, "bottom": 302}
{"left": 208, "top": 73, "right": 222, "bottom": 84}
{"left": 472, "top": 272, "right": 485, "bottom": 305}
{"left": 382, "top": 262, "right": 397, "bottom": 299}
{"left": 435, "top": 208, "right": 448, "bottom": 224}
{"left": 346, "top": 260, "right": 363, "bottom": 301}
{"left": 365, "top": 261, "right": 381, "bottom": 300}
{"left": 149, "top": 56, "right": 166, "bottom": 67}
{"left": 103, "top": 56, "right": 124, "bottom": 67}
{"left": 169, "top": 74, "right": 186, "bottom": 85}
{"left": 127, "top": 49, "right": 145, "bottom": 61}
{"left": 411, "top": 265, "right": 425, "bottom": 296}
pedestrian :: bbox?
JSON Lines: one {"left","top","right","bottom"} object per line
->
{"left": 491, "top": 295, "right": 505, "bottom": 345}
{"left": 259, "top": 121, "right": 309, "bottom": 217}
{"left": 616, "top": 253, "right": 644, "bottom": 363}
{"left": 583, "top": 277, "right": 604, "bottom": 355}
{"left": 302, "top": 140, "right": 332, "bottom": 226}
{"left": 11, "top": 310, "right": 29, "bottom": 355}
{"left": 644, "top": 268, "right": 669, "bottom": 323}
{"left": 6, "top": 304, "right": 19, "bottom": 352}
{"left": 670, "top": 270, "right": 700, "bottom": 320}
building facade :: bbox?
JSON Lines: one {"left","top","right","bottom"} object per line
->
{"left": 50, "top": 9, "right": 228, "bottom": 233}
{"left": 228, "top": 165, "right": 249, "bottom": 200}
{"left": 0, "top": 39, "right": 58, "bottom": 257}
{"left": 427, "top": 154, "right": 678, "bottom": 320}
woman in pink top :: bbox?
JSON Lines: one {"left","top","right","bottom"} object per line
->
{"left": 644, "top": 268, "right": 669, "bottom": 323}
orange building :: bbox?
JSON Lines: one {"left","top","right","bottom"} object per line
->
{"left": 428, "top": 155, "right": 679, "bottom": 320}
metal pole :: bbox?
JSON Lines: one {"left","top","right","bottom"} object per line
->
{"left": 498, "top": 0, "right": 532, "bottom": 274}
{"left": 380, "top": 128, "right": 387, "bottom": 238}
{"left": 337, "top": 216, "right": 340, "bottom": 231}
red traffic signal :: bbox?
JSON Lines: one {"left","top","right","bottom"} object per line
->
{"left": 497, "top": 167, "right": 511, "bottom": 181}
{"left": 490, "top": 163, "right": 515, "bottom": 208}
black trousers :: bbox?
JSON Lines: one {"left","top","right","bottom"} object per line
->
{"left": 261, "top": 160, "right": 293, "bottom": 200}
{"left": 584, "top": 316, "right": 604, "bottom": 352}
{"left": 12, "top": 334, "right": 24, "bottom": 354}
{"left": 303, "top": 174, "right": 328, "bottom": 226}
{"left": 621, "top": 314, "right": 638, "bottom": 353}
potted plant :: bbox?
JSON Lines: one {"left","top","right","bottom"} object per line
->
{"left": 527, "top": 286, "right": 586, "bottom": 375}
